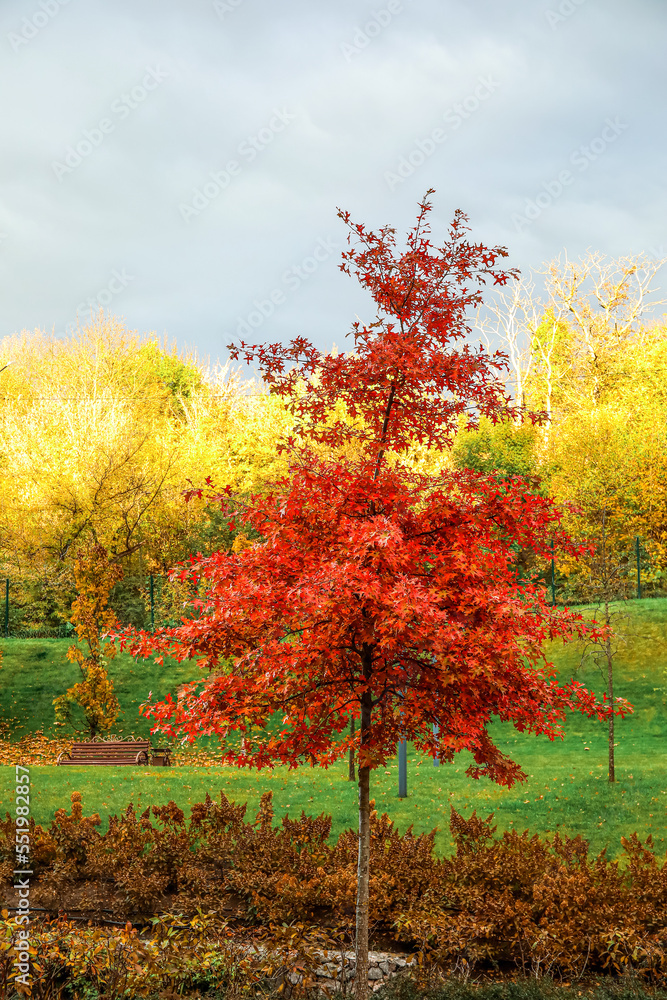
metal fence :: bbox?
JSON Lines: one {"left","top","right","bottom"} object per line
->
{"left": 542, "top": 534, "right": 665, "bottom": 606}
{"left": 2, "top": 536, "right": 665, "bottom": 640}
{"left": 1, "top": 566, "right": 214, "bottom": 639}
{"left": 1, "top": 572, "right": 171, "bottom": 640}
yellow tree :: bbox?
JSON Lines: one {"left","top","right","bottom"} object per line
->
{"left": 475, "top": 251, "right": 667, "bottom": 467}
{"left": 547, "top": 404, "right": 640, "bottom": 592}
{"left": 616, "top": 392, "right": 667, "bottom": 582}
{"left": 54, "top": 544, "right": 122, "bottom": 737}
{"left": 0, "top": 317, "right": 478, "bottom": 639}
{"left": 0, "top": 317, "right": 181, "bottom": 573}
{"left": 0, "top": 317, "right": 285, "bottom": 626}
{"left": 540, "top": 250, "right": 667, "bottom": 412}
{"left": 537, "top": 321, "right": 667, "bottom": 597}
{"left": 543, "top": 403, "right": 652, "bottom": 782}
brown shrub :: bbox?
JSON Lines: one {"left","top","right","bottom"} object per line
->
{"left": 2, "top": 791, "right": 667, "bottom": 984}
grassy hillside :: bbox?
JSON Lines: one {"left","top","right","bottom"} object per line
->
{"left": 0, "top": 638, "right": 204, "bottom": 741}
{"left": 1, "top": 597, "right": 666, "bottom": 863}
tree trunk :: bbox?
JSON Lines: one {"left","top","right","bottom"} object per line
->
{"left": 605, "top": 599, "right": 615, "bottom": 783}
{"left": 599, "top": 511, "right": 616, "bottom": 784}
{"left": 355, "top": 680, "right": 372, "bottom": 1000}
{"left": 349, "top": 716, "right": 356, "bottom": 781}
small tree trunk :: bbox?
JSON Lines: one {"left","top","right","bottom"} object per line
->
{"left": 349, "top": 716, "right": 356, "bottom": 781}
{"left": 88, "top": 674, "right": 99, "bottom": 739}
{"left": 605, "top": 599, "right": 615, "bottom": 782}
{"left": 355, "top": 682, "right": 372, "bottom": 1000}
{"left": 599, "top": 511, "right": 616, "bottom": 784}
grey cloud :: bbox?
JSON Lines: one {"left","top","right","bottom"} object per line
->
{"left": 0, "top": 0, "right": 665, "bottom": 383}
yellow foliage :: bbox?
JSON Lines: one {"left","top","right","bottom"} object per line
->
{"left": 0, "top": 316, "right": 294, "bottom": 582}
{"left": 0, "top": 321, "right": 462, "bottom": 603}
{"left": 53, "top": 544, "right": 122, "bottom": 737}
{"left": 231, "top": 532, "right": 253, "bottom": 554}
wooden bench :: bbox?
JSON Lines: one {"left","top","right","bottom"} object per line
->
{"left": 56, "top": 738, "right": 171, "bottom": 767}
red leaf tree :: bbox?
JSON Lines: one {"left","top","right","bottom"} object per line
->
{"left": 111, "top": 191, "right": 632, "bottom": 1000}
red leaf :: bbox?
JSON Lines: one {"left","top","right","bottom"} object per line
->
{"left": 106, "top": 189, "right": 630, "bottom": 782}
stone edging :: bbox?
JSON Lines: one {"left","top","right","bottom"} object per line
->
{"left": 235, "top": 942, "right": 418, "bottom": 995}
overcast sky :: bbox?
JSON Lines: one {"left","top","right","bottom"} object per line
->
{"left": 1, "top": 0, "right": 666, "bottom": 388}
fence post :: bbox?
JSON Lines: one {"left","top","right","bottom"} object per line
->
{"left": 398, "top": 685, "right": 408, "bottom": 797}
{"left": 4, "top": 579, "right": 8, "bottom": 638}
{"left": 149, "top": 574, "right": 155, "bottom": 631}
{"left": 551, "top": 540, "right": 556, "bottom": 606}
{"left": 636, "top": 537, "right": 641, "bottom": 599}
{"left": 398, "top": 737, "right": 407, "bottom": 797}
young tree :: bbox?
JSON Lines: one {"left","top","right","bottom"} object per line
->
{"left": 111, "top": 192, "right": 631, "bottom": 999}
{"left": 54, "top": 544, "right": 122, "bottom": 738}
{"left": 573, "top": 505, "right": 634, "bottom": 783}
{"left": 546, "top": 403, "right": 642, "bottom": 603}
{"left": 546, "top": 401, "right": 659, "bottom": 782}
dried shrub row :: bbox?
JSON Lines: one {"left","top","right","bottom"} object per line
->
{"left": 2, "top": 791, "right": 667, "bottom": 984}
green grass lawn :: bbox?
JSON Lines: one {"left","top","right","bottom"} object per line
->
{"left": 0, "top": 637, "right": 204, "bottom": 742}
{"left": 1, "top": 597, "right": 667, "bottom": 864}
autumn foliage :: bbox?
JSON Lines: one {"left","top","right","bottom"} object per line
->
{"left": 113, "top": 195, "right": 630, "bottom": 776}
{"left": 2, "top": 790, "right": 667, "bottom": 987}
{"left": 110, "top": 191, "right": 634, "bottom": 998}
{"left": 53, "top": 545, "right": 121, "bottom": 738}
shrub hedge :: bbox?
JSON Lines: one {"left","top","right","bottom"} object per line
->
{"left": 2, "top": 790, "right": 667, "bottom": 992}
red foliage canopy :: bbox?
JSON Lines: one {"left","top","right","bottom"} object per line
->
{"left": 111, "top": 191, "right": 632, "bottom": 786}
